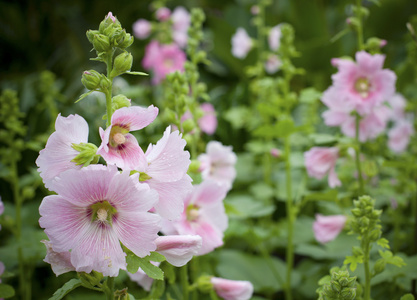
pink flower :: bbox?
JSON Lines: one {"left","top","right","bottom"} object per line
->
{"left": 39, "top": 164, "right": 160, "bottom": 277}
{"left": 0, "top": 196, "right": 4, "bottom": 216}
{"left": 127, "top": 262, "right": 160, "bottom": 291}
{"left": 199, "top": 103, "right": 218, "bottom": 135}
{"left": 325, "top": 51, "right": 396, "bottom": 115}
{"left": 41, "top": 240, "right": 75, "bottom": 276}
{"left": 211, "top": 277, "right": 254, "bottom": 300}
{"left": 388, "top": 120, "right": 414, "bottom": 153}
{"left": 265, "top": 54, "right": 282, "bottom": 74}
{"left": 0, "top": 261, "right": 4, "bottom": 283}
{"left": 161, "top": 180, "right": 229, "bottom": 255}
{"left": 97, "top": 105, "right": 158, "bottom": 170}
{"left": 270, "top": 148, "right": 281, "bottom": 158}
{"left": 106, "top": 12, "right": 116, "bottom": 23}
{"left": 304, "top": 147, "right": 341, "bottom": 188}
{"left": 171, "top": 7, "right": 191, "bottom": 48}
{"left": 250, "top": 5, "right": 260, "bottom": 15}
{"left": 313, "top": 214, "right": 347, "bottom": 244}
{"left": 198, "top": 141, "right": 237, "bottom": 190}
{"left": 138, "top": 126, "right": 192, "bottom": 220}
{"left": 155, "top": 235, "right": 202, "bottom": 267}
{"left": 36, "top": 114, "right": 89, "bottom": 190}
{"left": 156, "top": 7, "right": 171, "bottom": 21}
{"left": 133, "top": 19, "right": 151, "bottom": 39}
{"left": 268, "top": 25, "right": 282, "bottom": 51}
{"left": 231, "top": 28, "right": 252, "bottom": 59}
{"left": 142, "top": 40, "right": 160, "bottom": 70}
{"left": 388, "top": 93, "right": 407, "bottom": 120}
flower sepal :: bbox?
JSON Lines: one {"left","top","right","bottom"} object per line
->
{"left": 78, "top": 271, "right": 104, "bottom": 289}
{"left": 71, "top": 142, "right": 99, "bottom": 167}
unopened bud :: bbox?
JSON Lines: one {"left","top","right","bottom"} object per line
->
{"left": 111, "top": 52, "right": 133, "bottom": 78}
{"left": 373, "top": 259, "right": 386, "bottom": 275}
{"left": 341, "top": 287, "right": 356, "bottom": 300}
{"left": 111, "top": 95, "right": 131, "bottom": 112}
{"left": 86, "top": 30, "right": 100, "bottom": 44}
{"left": 93, "top": 34, "right": 111, "bottom": 53}
{"left": 81, "top": 70, "right": 102, "bottom": 90}
{"left": 99, "top": 12, "right": 121, "bottom": 36}
{"left": 182, "top": 119, "right": 196, "bottom": 134}
{"left": 188, "top": 160, "right": 201, "bottom": 173}
{"left": 196, "top": 275, "right": 213, "bottom": 293}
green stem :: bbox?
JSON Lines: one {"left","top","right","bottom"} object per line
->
{"left": 181, "top": 264, "right": 189, "bottom": 300}
{"left": 355, "top": 114, "right": 365, "bottom": 195}
{"left": 284, "top": 135, "right": 294, "bottom": 300}
{"left": 363, "top": 241, "right": 371, "bottom": 300}
{"left": 105, "top": 53, "right": 114, "bottom": 127}
{"left": 102, "top": 277, "right": 114, "bottom": 300}
{"left": 356, "top": 0, "right": 364, "bottom": 50}
{"left": 258, "top": 244, "right": 285, "bottom": 288}
{"left": 209, "top": 289, "right": 220, "bottom": 300}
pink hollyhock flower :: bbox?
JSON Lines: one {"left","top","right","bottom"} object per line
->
{"left": 156, "top": 7, "right": 171, "bottom": 21}
{"left": 39, "top": 164, "right": 160, "bottom": 277}
{"left": 198, "top": 141, "right": 237, "bottom": 190}
{"left": 388, "top": 93, "right": 407, "bottom": 120}
{"left": 155, "top": 235, "right": 202, "bottom": 267}
{"left": 265, "top": 54, "right": 282, "bottom": 74}
{"left": 41, "top": 240, "right": 75, "bottom": 276}
{"left": 137, "top": 126, "right": 192, "bottom": 220}
{"left": 326, "top": 51, "right": 396, "bottom": 115}
{"left": 133, "top": 19, "right": 152, "bottom": 39}
{"left": 153, "top": 43, "right": 186, "bottom": 85}
{"left": 268, "top": 24, "right": 282, "bottom": 51}
{"left": 270, "top": 148, "right": 281, "bottom": 158}
{"left": 313, "top": 214, "right": 347, "bottom": 244}
{"left": 211, "top": 277, "right": 254, "bottom": 300}
{"left": 36, "top": 114, "right": 89, "bottom": 190}
{"left": 171, "top": 6, "right": 191, "bottom": 48}
{"left": 161, "top": 180, "right": 228, "bottom": 255}
{"left": 199, "top": 103, "right": 218, "bottom": 135}
{"left": 0, "top": 196, "right": 3, "bottom": 216}
{"left": 388, "top": 120, "right": 414, "bottom": 153}
{"left": 251, "top": 5, "right": 260, "bottom": 15}
{"left": 142, "top": 40, "right": 160, "bottom": 70}
{"left": 304, "top": 147, "right": 341, "bottom": 188}
{"left": 231, "top": 28, "right": 253, "bottom": 59}
{"left": 0, "top": 261, "right": 4, "bottom": 283}
{"left": 127, "top": 261, "right": 160, "bottom": 291}
{"left": 97, "top": 105, "right": 158, "bottom": 170}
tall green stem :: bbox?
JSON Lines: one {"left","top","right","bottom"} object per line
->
{"left": 363, "top": 241, "right": 371, "bottom": 300}
{"left": 102, "top": 277, "right": 114, "bottom": 300}
{"left": 181, "top": 264, "right": 190, "bottom": 300}
{"left": 356, "top": 0, "right": 364, "bottom": 50}
{"left": 284, "top": 135, "right": 294, "bottom": 300}
{"left": 105, "top": 53, "right": 114, "bottom": 127}
{"left": 355, "top": 114, "right": 365, "bottom": 195}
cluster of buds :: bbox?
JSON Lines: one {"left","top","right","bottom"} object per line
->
{"left": 317, "top": 267, "right": 358, "bottom": 300}
{"left": 349, "top": 195, "right": 382, "bottom": 242}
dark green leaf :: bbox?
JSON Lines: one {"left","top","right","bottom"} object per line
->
{"left": 49, "top": 279, "right": 82, "bottom": 300}
{"left": 0, "top": 284, "right": 15, "bottom": 298}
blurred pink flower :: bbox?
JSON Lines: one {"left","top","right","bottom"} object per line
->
{"left": 211, "top": 277, "right": 254, "bottom": 300}
{"left": 325, "top": 51, "right": 396, "bottom": 115}
{"left": 155, "top": 235, "right": 202, "bottom": 267}
{"left": 198, "top": 141, "right": 237, "bottom": 190}
{"left": 142, "top": 40, "right": 160, "bottom": 70}
{"left": 388, "top": 120, "right": 414, "bottom": 153}
{"left": 133, "top": 19, "right": 151, "bottom": 39}
{"left": 199, "top": 103, "right": 218, "bottom": 134}
{"left": 304, "top": 147, "right": 341, "bottom": 188}
{"left": 41, "top": 240, "right": 75, "bottom": 276}
{"left": 156, "top": 7, "right": 171, "bottom": 21}
{"left": 36, "top": 114, "right": 89, "bottom": 190}
{"left": 39, "top": 164, "right": 160, "bottom": 277}
{"left": 250, "top": 5, "right": 260, "bottom": 15}
{"left": 171, "top": 6, "right": 191, "bottom": 48}
{"left": 313, "top": 214, "right": 347, "bottom": 244}
{"left": 0, "top": 261, "right": 4, "bottom": 283}
{"left": 161, "top": 180, "right": 228, "bottom": 255}
{"left": 388, "top": 93, "right": 407, "bottom": 120}
{"left": 231, "top": 28, "right": 252, "bottom": 59}
{"left": 265, "top": 54, "right": 282, "bottom": 74}
{"left": 138, "top": 126, "right": 192, "bottom": 220}
{"left": 268, "top": 24, "right": 282, "bottom": 51}
{"left": 270, "top": 148, "right": 281, "bottom": 158}
{"left": 97, "top": 105, "right": 158, "bottom": 170}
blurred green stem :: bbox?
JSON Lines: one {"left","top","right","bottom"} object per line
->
{"left": 363, "top": 240, "right": 371, "bottom": 300}
{"left": 102, "top": 276, "right": 114, "bottom": 300}
{"left": 181, "top": 264, "right": 190, "bottom": 300}
{"left": 105, "top": 53, "right": 114, "bottom": 127}
{"left": 356, "top": 0, "right": 364, "bottom": 50}
{"left": 355, "top": 114, "right": 365, "bottom": 195}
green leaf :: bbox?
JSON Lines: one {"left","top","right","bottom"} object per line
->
{"left": 400, "top": 294, "right": 415, "bottom": 300}
{"left": 344, "top": 255, "right": 363, "bottom": 272}
{"left": 125, "top": 71, "right": 148, "bottom": 76}
{"left": 225, "top": 194, "right": 275, "bottom": 219}
{"left": 0, "top": 283, "right": 15, "bottom": 298}
{"left": 377, "top": 238, "right": 390, "bottom": 249}
{"left": 308, "top": 133, "right": 338, "bottom": 145}
{"left": 49, "top": 279, "right": 82, "bottom": 300}
{"left": 303, "top": 190, "right": 338, "bottom": 202}
{"left": 275, "top": 119, "right": 296, "bottom": 138}
{"left": 75, "top": 90, "right": 94, "bottom": 103}
{"left": 378, "top": 250, "right": 406, "bottom": 267}
{"left": 299, "top": 88, "right": 322, "bottom": 104}
{"left": 126, "top": 250, "right": 165, "bottom": 280}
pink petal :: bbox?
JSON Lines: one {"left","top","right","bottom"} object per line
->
{"left": 356, "top": 51, "right": 385, "bottom": 74}
{"left": 313, "top": 214, "right": 347, "bottom": 244}
{"left": 211, "top": 277, "right": 254, "bottom": 300}
{"left": 41, "top": 240, "right": 75, "bottom": 276}
{"left": 111, "top": 105, "right": 159, "bottom": 132}
{"left": 328, "top": 167, "right": 341, "bottom": 188}
{"left": 199, "top": 103, "right": 218, "bottom": 135}
{"left": 155, "top": 235, "right": 202, "bottom": 267}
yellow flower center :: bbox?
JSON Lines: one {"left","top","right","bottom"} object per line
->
{"left": 354, "top": 77, "right": 371, "bottom": 98}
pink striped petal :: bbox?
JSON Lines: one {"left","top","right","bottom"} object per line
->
{"left": 155, "top": 235, "right": 202, "bottom": 267}
{"left": 111, "top": 105, "right": 158, "bottom": 132}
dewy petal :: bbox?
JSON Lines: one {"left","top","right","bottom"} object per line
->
{"left": 41, "top": 240, "right": 75, "bottom": 276}
{"left": 111, "top": 105, "right": 159, "bottom": 132}
{"left": 36, "top": 114, "right": 89, "bottom": 190}
{"left": 144, "top": 126, "right": 191, "bottom": 182}
{"left": 113, "top": 211, "right": 160, "bottom": 258}
{"left": 211, "top": 277, "right": 254, "bottom": 300}
{"left": 147, "top": 174, "right": 192, "bottom": 221}
{"left": 155, "top": 235, "right": 202, "bottom": 267}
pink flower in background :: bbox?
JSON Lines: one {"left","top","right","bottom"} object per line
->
{"left": 142, "top": 40, "right": 160, "bottom": 70}
{"left": 133, "top": 19, "right": 151, "bottom": 39}
{"left": 304, "top": 147, "right": 341, "bottom": 188}
{"left": 41, "top": 240, "right": 75, "bottom": 276}
{"left": 198, "top": 141, "right": 237, "bottom": 190}
{"left": 265, "top": 54, "right": 282, "bottom": 74}
{"left": 97, "top": 105, "right": 158, "bottom": 170}
{"left": 155, "top": 235, "right": 202, "bottom": 266}
{"left": 36, "top": 114, "right": 89, "bottom": 190}
{"left": 156, "top": 7, "right": 171, "bottom": 21}
{"left": 161, "top": 180, "right": 228, "bottom": 255}
{"left": 199, "top": 103, "right": 218, "bottom": 135}
{"left": 128, "top": 262, "right": 160, "bottom": 291}
{"left": 270, "top": 148, "right": 281, "bottom": 158}
{"left": 138, "top": 126, "right": 192, "bottom": 220}
{"left": 0, "top": 261, "right": 4, "bottom": 283}
{"left": 211, "top": 277, "right": 254, "bottom": 300}
{"left": 326, "top": 51, "right": 396, "bottom": 115}
{"left": 388, "top": 93, "right": 407, "bottom": 120}
{"left": 231, "top": 28, "right": 252, "bottom": 59}
{"left": 313, "top": 214, "right": 347, "bottom": 244}
{"left": 388, "top": 120, "right": 414, "bottom": 153}
{"left": 268, "top": 24, "right": 282, "bottom": 51}
{"left": 39, "top": 164, "right": 160, "bottom": 277}
{"left": 171, "top": 6, "right": 191, "bottom": 48}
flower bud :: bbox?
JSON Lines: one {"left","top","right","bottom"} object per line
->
{"left": 373, "top": 259, "right": 386, "bottom": 275}
{"left": 81, "top": 70, "right": 102, "bottom": 91}
{"left": 369, "top": 228, "right": 381, "bottom": 241}
{"left": 188, "top": 160, "right": 201, "bottom": 173}
{"left": 110, "top": 52, "right": 133, "bottom": 78}
{"left": 182, "top": 119, "right": 196, "bottom": 134}
{"left": 93, "top": 34, "right": 111, "bottom": 53}
{"left": 112, "top": 30, "right": 134, "bottom": 49}
{"left": 86, "top": 30, "right": 100, "bottom": 44}
{"left": 99, "top": 12, "right": 121, "bottom": 36}
{"left": 340, "top": 287, "right": 357, "bottom": 300}
{"left": 196, "top": 275, "right": 213, "bottom": 293}
{"left": 111, "top": 94, "right": 131, "bottom": 112}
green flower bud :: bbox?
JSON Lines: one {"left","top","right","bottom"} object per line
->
{"left": 163, "top": 108, "right": 177, "bottom": 124}
{"left": 86, "top": 30, "right": 100, "bottom": 44}
{"left": 110, "top": 52, "right": 133, "bottom": 78}
{"left": 196, "top": 275, "right": 213, "bottom": 293}
{"left": 369, "top": 228, "right": 381, "bottom": 241}
{"left": 351, "top": 208, "right": 362, "bottom": 218}
{"left": 111, "top": 94, "right": 131, "bottom": 112}
{"left": 373, "top": 259, "right": 386, "bottom": 275}
{"left": 99, "top": 12, "right": 122, "bottom": 36}
{"left": 93, "top": 34, "right": 111, "bottom": 53}
{"left": 117, "top": 31, "right": 134, "bottom": 49}
{"left": 78, "top": 271, "right": 103, "bottom": 287}
{"left": 99, "top": 76, "right": 112, "bottom": 92}
{"left": 340, "top": 287, "right": 356, "bottom": 300}
{"left": 81, "top": 70, "right": 103, "bottom": 91}
{"left": 71, "top": 142, "right": 99, "bottom": 167}
{"left": 188, "top": 160, "right": 201, "bottom": 173}
{"left": 182, "top": 119, "right": 196, "bottom": 134}
{"left": 363, "top": 160, "right": 378, "bottom": 177}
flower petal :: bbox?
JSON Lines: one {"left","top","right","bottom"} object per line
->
{"left": 111, "top": 105, "right": 158, "bottom": 131}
